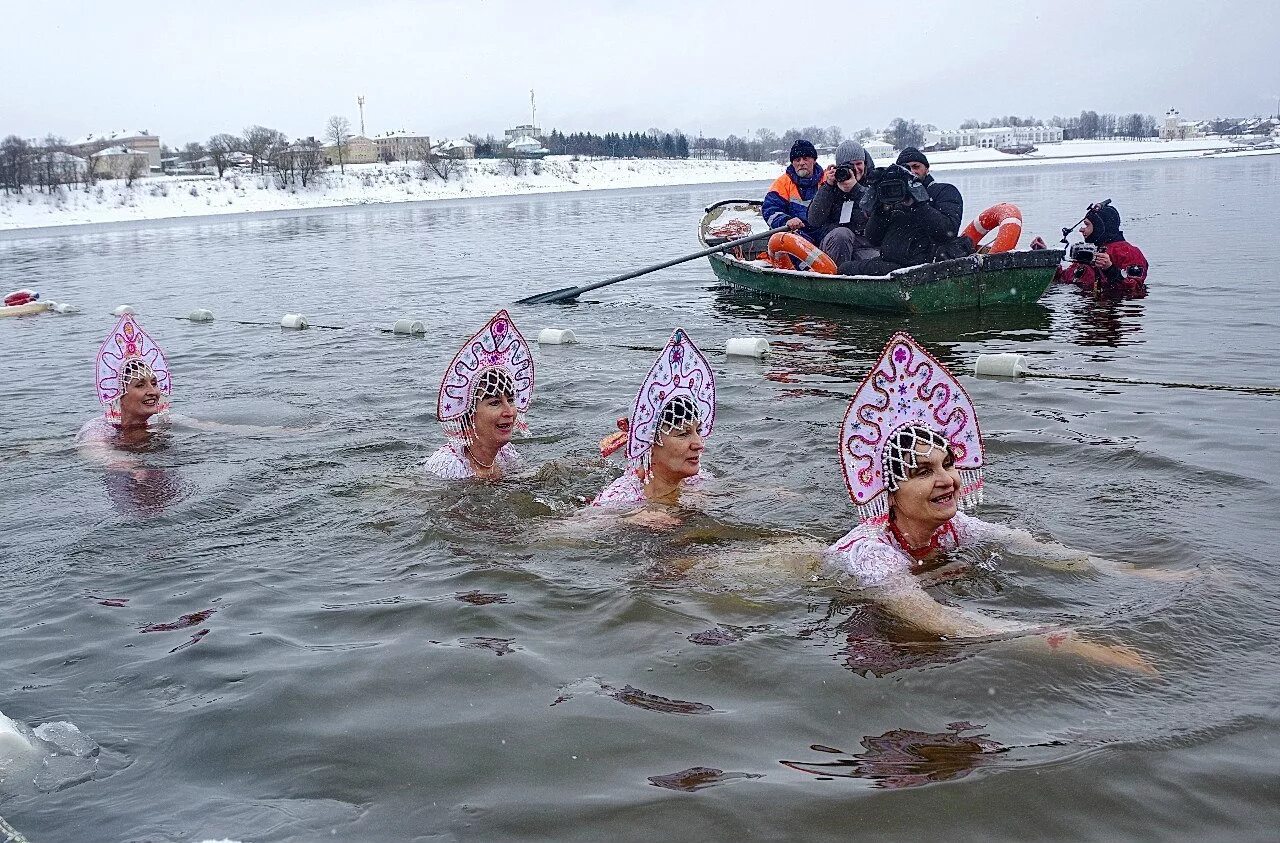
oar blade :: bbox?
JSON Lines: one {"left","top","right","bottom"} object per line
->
{"left": 515, "top": 286, "right": 581, "bottom": 305}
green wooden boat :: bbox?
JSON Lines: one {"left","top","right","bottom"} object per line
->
{"left": 699, "top": 200, "right": 1061, "bottom": 315}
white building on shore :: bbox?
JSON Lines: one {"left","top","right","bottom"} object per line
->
{"left": 938, "top": 125, "right": 1064, "bottom": 149}
{"left": 69, "top": 130, "right": 163, "bottom": 170}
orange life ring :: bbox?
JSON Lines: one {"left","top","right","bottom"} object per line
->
{"left": 766, "top": 232, "right": 838, "bottom": 274}
{"left": 962, "top": 203, "right": 1023, "bottom": 253}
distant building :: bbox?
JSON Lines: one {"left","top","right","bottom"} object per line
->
{"left": 323, "top": 135, "right": 378, "bottom": 165}
{"left": 505, "top": 124, "right": 542, "bottom": 143}
{"left": 863, "top": 140, "right": 895, "bottom": 161}
{"left": 507, "top": 136, "right": 549, "bottom": 156}
{"left": 91, "top": 147, "right": 151, "bottom": 179}
{"left": 434, "top": 138, "right": 476, "bottom": 159}
{"left": 937, "top": 126, "right": 1063, "bottom": 149}
{"left": 373, "top": 131, "right": 432, "bottom": 162}
{"left": 1160, "top": 108, "right": 1204, "bottom": 140}
{"left": 68, "top": 130, "right": 162, "bottom": 170}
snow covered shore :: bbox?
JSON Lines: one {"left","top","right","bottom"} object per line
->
{"left": 0, "top": 137, "right": 1273, "bottom": 232}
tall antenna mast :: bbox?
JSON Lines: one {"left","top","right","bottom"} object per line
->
{"left": 530, "top": 89, "right": 536, "bottom": 129}
{"left": 357, "top": 95, "right": 366, "bottom": 136}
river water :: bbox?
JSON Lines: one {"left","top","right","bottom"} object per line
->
{"left": 1, "top": 156, "right": 1278, "bottom": 841}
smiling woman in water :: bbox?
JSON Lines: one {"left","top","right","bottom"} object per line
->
{"left": 76, "top": 313, "right": 176, "bottom": 458}
{"left": 826, "top": 332, "right": 1166, "bottom": 673}
{"left": 592, "top": 328, "right": 715, "bottom": 510}
{"left": 425, "top": 309, "right": 535, "bottom": 481}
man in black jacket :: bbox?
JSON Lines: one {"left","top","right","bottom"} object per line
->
{"left": 807, "top": 140, "right": 877, "bottom": 266}
{"left": 838, "top": 150, "right": 966, "bottom": 275}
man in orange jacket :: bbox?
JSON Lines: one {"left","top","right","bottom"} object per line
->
{"left": 762, "top": 139, "right": 823, "bottom": 244}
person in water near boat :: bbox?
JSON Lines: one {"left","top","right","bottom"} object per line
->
{"left": 425, "top": 309, "right": 534, "bottom": 481}
{"left": 77, "top": 313, "right": 175, "bottom": 464}
{"left": 762, "top": 139, "right": 823, "bottom": 244}
{"left": 1031, "top": 202, "right": 1149, "bottom": 298}
{"left": 592, "top": 328, "right": 715, "bottom": 510}
{"left": 838, "top": 157, "right": 970, "bottom": 276}
{"left": 806, "top": 139, "right": 879, "bottom": 266}
{"left": 825, "top": 331, "right": 1162, "bottom": 673}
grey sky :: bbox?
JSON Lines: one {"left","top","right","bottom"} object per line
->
{"left": 4, "top": 0, "right": 1277, "bottom": 146}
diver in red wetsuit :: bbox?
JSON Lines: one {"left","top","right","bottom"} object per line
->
{"left": 1035, "top": 203, "right": 1149, "bottom": 297}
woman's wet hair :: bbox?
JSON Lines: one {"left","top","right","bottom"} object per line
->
{"left": 884, "top": 425, "right": 951, "bottom": 491}
{"left": 656, "top": 395, "right": 701, "bottom": 443}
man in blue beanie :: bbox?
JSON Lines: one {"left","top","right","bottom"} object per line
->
{"left": 762, "top": 139, "right": 822, "bottom": 243}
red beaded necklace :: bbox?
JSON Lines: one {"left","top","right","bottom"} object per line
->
{"left": 888, "top": 518, "right": 956, "bottom": 561}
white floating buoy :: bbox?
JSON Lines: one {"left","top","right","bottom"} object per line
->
{"left": 0, "top": 710, "right": 34, "bottom": 761}
{"left": 188, "top": 308, "right": 215, "bottom": 322}
{"left": 280, "top": 313, "right": 309, "bottom": 330}
{"left": 974, "top": 352, "right": 1031, "bottom": 378}
{"left": 724, "top": 337, "right": 770, "bottom": 358}
{"left": 112, "top": 305, "right": 134, "bottom": 316}
{"left": 49, "top": 301, "right": 80, "bottom": 314}
{"left": 392, "top": 319, "right": 426, "bottom": 335}
{"left": 537, "top": 328, "right": 577, "bottom": 345}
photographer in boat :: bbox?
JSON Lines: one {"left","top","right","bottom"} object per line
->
{"left": 838, "top": 157, "right": 971, "bottom": 275}
{"left": 1034, "top": 202, "right": 1149, "bottom": 298}
{"left": 806, "top": 140, "right": 879, "bottom": 266}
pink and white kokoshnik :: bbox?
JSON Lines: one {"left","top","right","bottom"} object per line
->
{"left": 436, "top": 309, "right": 535, "bottom": 439}
{"left": 626, "top": 328, "right": 715, "bottom": 468}
{"left": 839, "top": 332, "right": 984, "bottom": 525}
{"left": 94, "top": 313, "right": 172, "bottom": 419}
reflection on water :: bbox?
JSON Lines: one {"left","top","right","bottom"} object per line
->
{"left": 102, "top": 466, "right": 189, "bottom": 516}
{"left": 1056, "top": 292, "right": 1149, "bottom": 348}
{"left": 781, "top": 723, "right": 1009, "bottom": 789}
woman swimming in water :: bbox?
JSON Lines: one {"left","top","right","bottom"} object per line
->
{"left": 827, "top": 332, "right": 1158, "bottom": 672}
{"left": 77, "top": 313, "right": 175, "bottom": 461}
{"left": 592, "top": 328, "right": 715, "bottom": 510}
{"left": 425, "top": 309, "right": 534, "bottom": 481}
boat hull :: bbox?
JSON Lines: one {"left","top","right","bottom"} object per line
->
{"left": 706, "top": 249, "right": 1060, "bottom": 315}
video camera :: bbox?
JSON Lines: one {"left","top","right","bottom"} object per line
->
{"left": 1069, "top": 242, "right": 1099, "bottom": 265}
{"left": 862, "top": 165, "right": 931, "bottom": 211}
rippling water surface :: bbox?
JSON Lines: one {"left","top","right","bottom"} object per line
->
{"left": 2, "top": 157, "right": 1279, "bottom": 841}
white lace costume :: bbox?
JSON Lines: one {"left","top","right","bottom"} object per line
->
{"left": 826, "top": 510, "right": 1001, "bottom": 590}
{"left": 424, "top": 442, "right": 523, "bottom": 480}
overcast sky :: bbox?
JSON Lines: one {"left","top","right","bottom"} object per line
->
{"left": 4, "top": 0, "right": 1277, "bottom": 146}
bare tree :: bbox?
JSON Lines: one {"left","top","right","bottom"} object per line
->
{"left": 182, "top": 141, "right": 206, "bottom": 170}
{"left": 124, "top": 154, "right": 147, "bottom": 187}
{"left": 0, "top": 136, "right": 34, "bottom": 194}
{"left": 296, "top": 138, "right": 325, "bottom": 187}
{"left": 325, "top": 115, "right": 352, "bottom": 174}
{"left": 244, "top": 125, "right": 287, "bottom": 173}
{"left": 207, "top": 133, "right": 240, "bottom": 177}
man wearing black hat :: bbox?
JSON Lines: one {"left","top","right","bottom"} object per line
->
{"left": 894, "top": 147, "right": 964, "bottom": 231}
{"left": 762, "top": 139, "right": 823, "bottom": 244}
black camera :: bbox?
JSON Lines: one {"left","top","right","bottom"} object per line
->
{"left": 834, "top": 165, "right": 855, "bottom": 183}
{"left": 863, "top": 164, "right": 929, "bottom": 209}
{"left": 1069, "top": 242, "right": 1098, "bottom": 265}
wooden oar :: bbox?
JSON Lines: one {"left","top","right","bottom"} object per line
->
{"left": 515, "top": 225, "right": 789, "bottom": 305}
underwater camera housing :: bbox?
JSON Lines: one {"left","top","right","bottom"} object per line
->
{"left": 1069, "top": 242, "right": 1099, "bottom": 265}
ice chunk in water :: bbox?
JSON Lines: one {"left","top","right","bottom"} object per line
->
{"left": 34, "top": 721, "right": 100, "bottom": 757}
{"left": 33, "top": 755, "right": 96, "bottom": 792}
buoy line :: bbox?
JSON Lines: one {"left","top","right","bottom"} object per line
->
{"left": 974, "top": 352, "right": 1280, "bottom": 396}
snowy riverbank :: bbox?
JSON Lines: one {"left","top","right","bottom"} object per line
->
{"left": 1, "top": 137, "right": 1274, "bottom": 232}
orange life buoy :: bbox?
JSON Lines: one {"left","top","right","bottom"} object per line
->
{"left": 962, "top": 203, "right": 1023, "bottom": 253}
{"left": 766, "top": 232, "right": 838, "bottom": 274}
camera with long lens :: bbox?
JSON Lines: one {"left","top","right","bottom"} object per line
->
{"left": 1069, "top": 242, "right": 1099, "bottom": 265}
{"left": 834, "top": 165, "right": 854, "bottom": 183}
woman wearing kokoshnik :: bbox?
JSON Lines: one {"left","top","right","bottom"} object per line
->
{"left": 425, "top": 309, "right": 534, "bottom": 481}
{"left": 592, "top": 328, "right": 714, "bottom": 510}
{"left": 826, "top": 331, "right": 1164, "bottom": 673}
{"left": 78, "top": 312, "right": 176, "bottom": 454}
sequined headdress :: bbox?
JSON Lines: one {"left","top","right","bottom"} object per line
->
{"left": 621, "top": 328, "right": 715, "bottom": 473}
{"left": 839, "top": 332, "right": 984, "bottom": 524}
{"left": 94, "top": 313, "right": 173, "bottom": 420}
{"left": 436, "top": 309, "right": 535, "bottom": 440}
